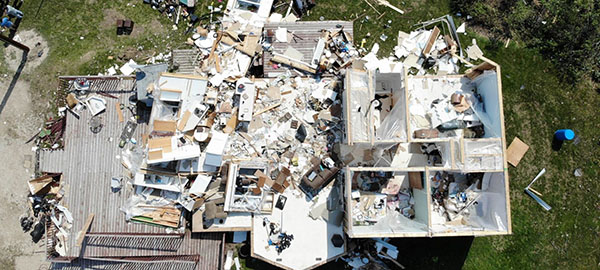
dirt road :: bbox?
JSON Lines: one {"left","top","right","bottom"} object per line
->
{"left": 0, "top": 29, "right": 51, "bottom": 270}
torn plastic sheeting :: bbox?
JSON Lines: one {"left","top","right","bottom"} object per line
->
{"left": 465, "top": 140, "right": 502, "bottom": 155}
{"left": 353, "top": 210, "right": 428, "bottom": 234}
{"left": 120, "top": 195, "right": 173, "bottom": 221}
{"left": 348, "top": 71, "right": 371, "bottom": 142}
{"left": 376, "top": 95, "right": 407, "bottom": 141}
{"left": 121, "top": 146, "right": 145, "bottom": 174}
{"left": 471, "top": 70, "right": 501, "bottom": 138}
{"left": 55, "top": 205, "right": 73, "bottom": 224}
{"left": 231, "top": 195, "right": 264, "bottom": 212}
{"left": 151, "top": 99, "right": 180, "bottom": 122}
{"left": 50, "top": 210, "right": 69, "bottom": 236}
{"left": 465, "top": 192, "right": 507, "bottom": 231}
{"left": 460, "top": 156, "right": 503, "bottom": 171}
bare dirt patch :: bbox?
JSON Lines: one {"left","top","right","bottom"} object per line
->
{"left": 0, "top": 29, "right": 49, "bottom": 269}
{"left": 100, "top": 8, "right": 125, "bottom": 30}
{"left": 0, "top": 77, "right": 46, "bottom": 269}
{"left": 131, "top": 18, "right": 165, "bottom": 37}
{"left": 5, "top": 29, "right": 49, "bottom": 73}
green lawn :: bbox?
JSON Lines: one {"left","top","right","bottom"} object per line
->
{"left": 7, "top": 0, "right": 599, "bottom": 269}
{"left": 462, "top": 36, "right": 600, "bottom": 270}
{"left": 12, "top": 0, "right": 189, "bottom": 114}
{"left": 310, "top": 1, "right": 600, "bottom": 268}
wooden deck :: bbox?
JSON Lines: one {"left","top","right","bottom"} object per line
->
{"left": 40, "top": 76, "right": 222, "bottom": 269}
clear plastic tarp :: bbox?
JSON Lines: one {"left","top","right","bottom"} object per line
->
{"left": 347, "top": 71, "right": 371, "bottom": 142}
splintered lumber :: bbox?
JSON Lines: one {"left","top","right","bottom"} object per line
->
{"left": 76, "top": 214, "right": 95, "bottom": 247}
{"left": 220, "top": 34, "right": 260, "bottom": 56}
{"left": 28, "top": 175, "right": 54, "bottom": 195}
{"left": 132, "top": 206, "right": 181, "bottom": 228}
{"left": 376, "top": 0, "right": 404, "bottom": 14}
{"left": 253, "top": 102, "right": 281, "bottom": 117}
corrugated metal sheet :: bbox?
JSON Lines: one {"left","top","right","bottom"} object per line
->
{"left": 39, "top": 77, "right": 222, "bottom": 270}
{"left": 263, "top": 21, "right": 354, "bottom": 77}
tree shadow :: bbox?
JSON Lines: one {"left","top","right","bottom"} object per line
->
{"left": 388, "top": 236, "right": 474, "bottom": 269}
{"left": 316, "top": 236, "right": 474, "bottom": 270}
{"left": 0, "top": 49, "right": 27, "bottom": 116}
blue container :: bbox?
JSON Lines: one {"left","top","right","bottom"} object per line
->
{"left": 554, "top": 129, "right": 575, "bottom": 141}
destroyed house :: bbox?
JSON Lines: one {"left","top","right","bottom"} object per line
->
{"left": 35, "top": 8, "right": 512, "bottom": 270}
{"left": 342, "top": 59, "right": 511, "bottom": 237}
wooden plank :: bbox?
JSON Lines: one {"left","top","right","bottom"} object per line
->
{"left": 154, "top": 120, "right": 177, "bottom": 132}
{"left": 404, "top": 70, "right": 412, "bottom": 142}
{"left": 115, "top": 102, "right": 124, "bottom": 123}
{"left": 163, "top": 144, "right": 173, "bottom": 153}
{"left": 423, "top": 26, "right": 440, "bottom": 55}
{"left": 408, "top": 172, "right": 423, "bottom": 189}
{"left": 160, "top": 72, "right": 208, "bottom": 80}
{"left": 177, "top": 111, "right": 192, "bottom": 131}
{"left": 76, "top": 213, "right": 95, "bottom": 247}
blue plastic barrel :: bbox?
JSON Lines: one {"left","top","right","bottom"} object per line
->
{"left": 554, "top": 129, "right": 575, "bottom": 141}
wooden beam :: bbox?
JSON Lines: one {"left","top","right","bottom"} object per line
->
{"left": 76, "top": 214, "right": 95, "bottom": 247}
{"left": 0, "top": 34, "right": 30, "bottom": 52}
{"left": 115, "top": 102, "right": 124, "bottom": 123}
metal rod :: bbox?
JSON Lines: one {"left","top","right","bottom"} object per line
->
{"left": 527, "top": 168, "right": 546, "bottom": 189}
{"left": 525, "top": 188, "right": 551, "bottom": 211}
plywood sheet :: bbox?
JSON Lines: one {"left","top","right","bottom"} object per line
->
{"left": 148, "top": 137, "right": 172, "bottom": 149}
{"left": 154, "top": 120, "right": 177, "bottom": 132}
{"left": 409, "top": 172, "right": 423, "bottom": 190}
{"left": 148, "top": 149, "right": 164, "bottom": 160}
{"left": 507, "top": 137, "right": 529, "bottom": 167}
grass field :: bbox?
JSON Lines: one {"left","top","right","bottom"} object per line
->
{"left": 5, "top": 0, "right": 599, "bottom": 269}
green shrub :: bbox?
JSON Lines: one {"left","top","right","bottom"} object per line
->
{"left": 451, "top": 0, "right": 600, "bottom": 84}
